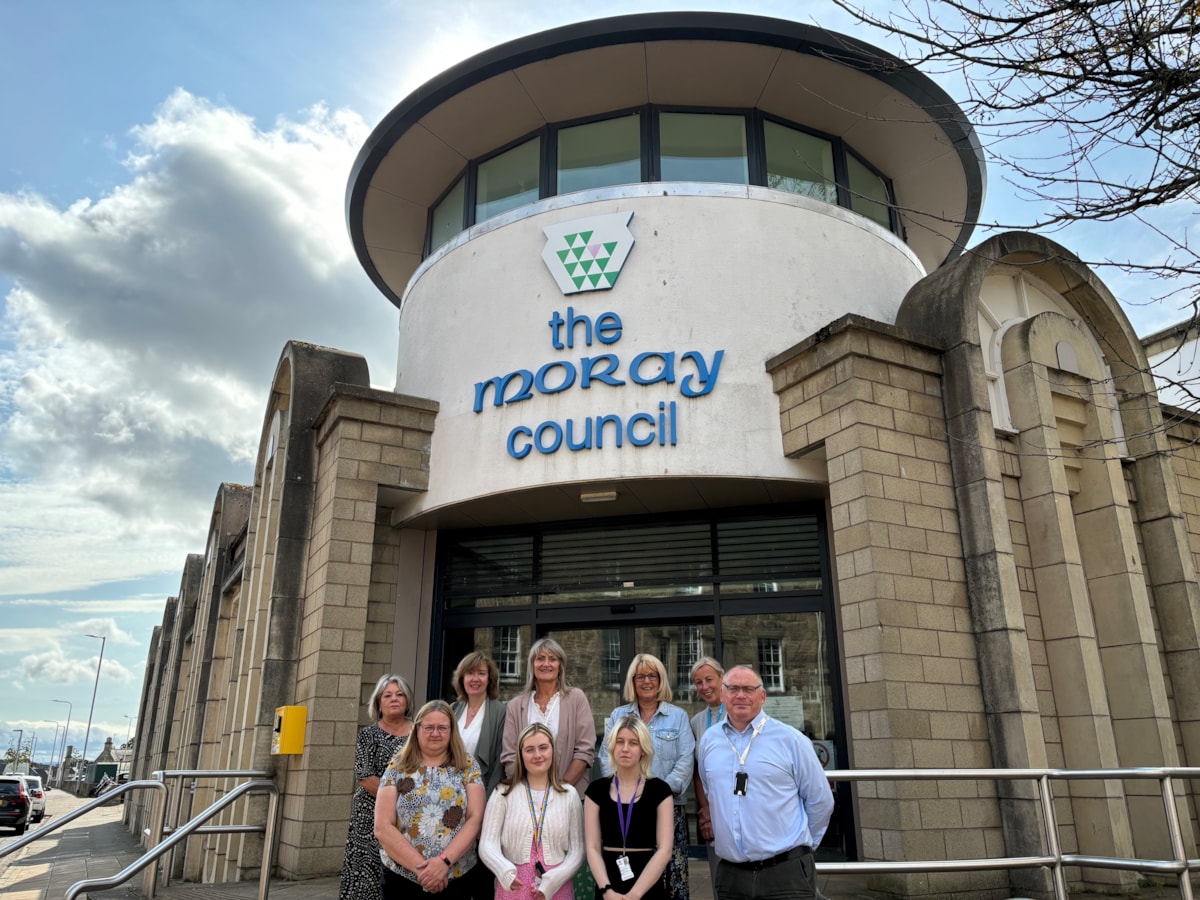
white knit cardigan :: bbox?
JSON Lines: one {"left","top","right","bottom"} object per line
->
{"left": 478, "top": 782, "right": 585, "bottom": 898}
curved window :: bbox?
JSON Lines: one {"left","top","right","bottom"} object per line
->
{"left": 557, "top": 114, "right": 642, "bottom": 194}
{"left": 426, "top": 106, "right": 897, "bottom": 255}
{"left": 764, "top": 119, "right": 836, "bottom": 204}
{"left": 476, "top": 137, "right": 541, "bottom": 223}
{"left": 659, "top": 112, "right": 748, "bottom": 184}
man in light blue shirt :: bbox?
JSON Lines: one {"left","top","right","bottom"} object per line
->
{"left": 697, "top": 665, "right": 834, "bottom": 900}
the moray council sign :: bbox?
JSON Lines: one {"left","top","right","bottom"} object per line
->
{"left": 541, "top": 211, "right": 635, "bottom": 295}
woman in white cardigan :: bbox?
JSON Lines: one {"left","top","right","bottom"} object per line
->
{"left": 480, "top": 723, "right": 585, "bottom": 900}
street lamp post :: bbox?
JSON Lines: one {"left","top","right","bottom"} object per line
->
{"left": 123, "top": 715, "right": 135, "bottom": 746}
{"left": 49, "top": 723, "right": 63, "bottom": 777}
{"left": 80, "top": 633, "right": 107, "bottom": 788}
{"left": 53, "top": 699, "right": 73, "bottom": 787}
{"left": 12, "top": 729, "right": 24, "bottom": 767}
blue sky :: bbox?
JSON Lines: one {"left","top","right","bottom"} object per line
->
{"left": 0, "top": 0, "right": 1193, "bottom": 766}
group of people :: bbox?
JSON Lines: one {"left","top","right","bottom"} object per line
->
{"left": 339, "top": 640, "right": 834, "bottom": 900}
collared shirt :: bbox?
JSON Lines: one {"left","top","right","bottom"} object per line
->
{"left": 600, "top": 701, "right": 695, "bottom": 801}
{"left": 697, "top": 714, "right": 834, "bottom": 863}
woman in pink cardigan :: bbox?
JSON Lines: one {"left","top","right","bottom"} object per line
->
{"left": 501, "top": 637, "right": 596, "bottom": 796}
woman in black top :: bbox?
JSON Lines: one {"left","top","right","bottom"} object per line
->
{"left": 584, "top": 717, "right": 673, "bottom": 900}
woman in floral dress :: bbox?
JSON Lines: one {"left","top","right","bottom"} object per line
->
{"left": 341, "top": 674, "right": 414, "bottom": 900}
{"left": 375, "top": 700, "right": 486, "bottom": 900}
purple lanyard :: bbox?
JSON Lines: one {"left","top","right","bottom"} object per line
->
{"left": 613, "top": 774, "right": 641, "bottom": 851}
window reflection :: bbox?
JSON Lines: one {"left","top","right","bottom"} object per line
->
{"left": 764, "top": 120, "right": 837, "bottom": 204}
{"left": 557, "top": 114, "right": 641, "bottom": 194}
{"left": 476, "top": 138, "right": 541, "bottom": 223}
{"left": 659, "top": 112, "right": 748, "bottom": 184}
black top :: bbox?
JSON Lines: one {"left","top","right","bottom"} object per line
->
{"left": 585, "top": 776, "right": 672, "bottom": 848}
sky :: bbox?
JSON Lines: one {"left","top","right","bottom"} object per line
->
{"left": 1, "top": 0, "right": 1195, "bottom": 768}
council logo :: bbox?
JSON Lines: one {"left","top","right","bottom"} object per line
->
{"left": 541, "top": 211, "right": 635, "bottom": 295}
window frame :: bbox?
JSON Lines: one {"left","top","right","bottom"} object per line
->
{"left": 424, "top": 104, "right": 898, "bottom": 258}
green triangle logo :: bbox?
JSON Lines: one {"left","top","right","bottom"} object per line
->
{"left": 580, "top": 231, "right": 593, "bottom": 243}
{"left": 604, "top": 272, "right": 617, "bottom": 286}
{"left": 588, "top": 273, "right": 602, "bottom": 287}
{"left": 572, "top": 275, "right": 586, "bottom": 289}
{"left": 571, "top": 247, "right": 585, "bottom": 260}
{"left": 564, "top": 262, "right": 577, "bottom": 275}
{"left": 580, "top": 259, "right": 594, "bottom": 273}
{"left": 603, "top": 241, "right": 618, "bottom": 254}
{"left": 595, "top": 257, "right": 609, "bottom": 271}
{"left": 557, "top": 249, "right": 571, "bottom": 263}
{"left": 564, "top": 233, "right": 579, "bottom": 246}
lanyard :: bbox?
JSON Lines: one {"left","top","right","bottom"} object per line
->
{"left": 525, "top": 781, "right": 550, "bottom": 857}
{"left": 613, "top": 774, "right": 641, "bottom": 852}
{"left": 706, "top": 704, "right": 725, "bottom": 729}
{"left": 723, "top": 714, "right": 768, "bottom": 769}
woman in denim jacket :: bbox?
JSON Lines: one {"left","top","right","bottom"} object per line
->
{"left": 600, "top": 653, "right": 694, "bottom": 900}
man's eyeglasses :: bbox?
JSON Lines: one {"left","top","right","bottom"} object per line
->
{"left": 633, "top": 673, "right": 660, "bottom": 682}
{"left": 722, "top": 684, "right": 763, "bottom": 695}
{"left": 420, "top": 724, "right": 451, "bottom": 734}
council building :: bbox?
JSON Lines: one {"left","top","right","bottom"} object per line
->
{"left": 128, "top": 13, "right": 1200, "bottom": 898}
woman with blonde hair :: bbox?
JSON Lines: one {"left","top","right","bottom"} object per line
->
{"left": 340, "top": 673, "right": 414, "bottom": 900}
{"left": 688, "top": 656, "right": 725, "bottom": 887}
{"left": 584, "top": 717, "right": 673, "bottom": 900}
{"left": 600, "top": 654, "right": 694, "bottom": 900}
{"left": 375, "top": 700, "right": 485, "bottom": 900}
{"left": 480, "top": 723, "right": 585, "bottom": 900}
{"left": 501, "top": 637, "right": 596, "bottom": 796}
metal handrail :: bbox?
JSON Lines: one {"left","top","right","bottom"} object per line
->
{"left": 0, "top": 780, "right": 167, "bottom": 860}
{"left": 144, "top": 768, "right": 272, "bottom": 891}
{"left": 64, "top": 778, "right": 279, "bottom": 900}
{"left": 818, "top": 766, "right": 1200, "bottom": 900}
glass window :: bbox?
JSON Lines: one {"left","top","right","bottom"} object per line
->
{"left": 429, "top": 177, "right": 465, "bottom": 253}
{"left": 758, "top": 637, "right": 785, "bottom": 692}
{"left": 494, "top": 626, "right": 524, "bottom": 684}
{"left": 764, "top": 120, "right": 837, "bottom": 204}
{"left": 476, "top": 137, "right": 541, "bottom": 223}
{"left": 846, "top": 152, "right": 892, "bottom": 229}
{"left": 557, "top": 114, "right": 641, "bottom": 194}
{"left": 659, "top": 112, "right": 748, "bottom": 184}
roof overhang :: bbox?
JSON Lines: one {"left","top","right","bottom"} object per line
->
{"left": 348, "top": 12, "right": 986, "bottom": 308}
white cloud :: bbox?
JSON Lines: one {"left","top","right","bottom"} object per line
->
{"left": 16, "top": 647, "right": 136, "bottom": 685}
{"left": 0, "top": 594, "right": 167, "bottom": 615}
{"left": 0, "top": 90, "right": 398, "bottom": 597}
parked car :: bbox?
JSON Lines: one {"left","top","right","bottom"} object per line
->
{"left": 0, "top": 775, "right": 30, "bottom": 834}
{"left": 16, "top": 774, "right": 46, "bottom": 822}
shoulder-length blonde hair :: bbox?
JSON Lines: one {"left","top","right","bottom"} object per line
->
{"left": 368, "top": 673, "right": 415, "bottom": 721}
{"left": 622, "top": 653, "right": 671, "bottom": 703}
{"left": 452, "top": 652, "right": 500, "bottom": 701}
{"left": 604, "top": 716, "right": 655, "bottom": 779}
{"left": 689, "top": 656, "right": 724, "bottom": 682}
{"left": 391, "top": 700, "right": 471, "bottom": 773}
{"left": 521, "top": 637, "right": 572, "bottom": 694}
{"left": 501, "top": 723, "right": 570, "bottom": 796}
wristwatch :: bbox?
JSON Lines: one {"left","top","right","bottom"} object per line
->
{"left": 440, "top": 854, "right": 452, "bottom": 867}
{"left": 598, "top": 885, "right": 613, "bottom": 895}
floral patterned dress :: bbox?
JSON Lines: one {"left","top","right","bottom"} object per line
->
{"left": 378, "top": 756, "right": 483, "bottom": 883}
{"left": 340, "top": 724, "right": 409, "bottom": 900}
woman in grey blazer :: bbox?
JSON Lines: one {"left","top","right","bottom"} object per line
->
{"left": 449, "top": 651, "right": 507, "bottom": 795}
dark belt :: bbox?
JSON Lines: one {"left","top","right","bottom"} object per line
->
{"left": 724, "top": 845, "right": 813, "bottom": 871}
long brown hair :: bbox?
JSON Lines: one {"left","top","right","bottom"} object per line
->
{"left": 501, "top": 723, "right": 569, "bottom": 796}
{"left": 391, "top": 700, "right": 471, "bottom": 773}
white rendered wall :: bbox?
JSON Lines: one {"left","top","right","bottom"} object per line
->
{"left": 392, "top": 186, "right": 925, "bottom": 516}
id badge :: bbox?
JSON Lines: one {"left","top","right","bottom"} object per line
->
{"left": 734, "top": 771, "right": 749, "bottom": 796}
{"left": 616, "top": 854, "right": 635, "bottom": 881}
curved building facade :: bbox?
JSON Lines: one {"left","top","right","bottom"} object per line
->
{"left": 130, "top": 14, "right": 1200, "bottom": 899}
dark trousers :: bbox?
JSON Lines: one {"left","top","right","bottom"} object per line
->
{"left": 381, "top": 865, "right": 477, "bottom": 900}
{"left": 714, "top": 849, "right": 817, "bottom": 900}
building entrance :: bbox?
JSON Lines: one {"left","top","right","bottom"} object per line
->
{"left": 432, "top": 506, "right": 852, "bottom": 858}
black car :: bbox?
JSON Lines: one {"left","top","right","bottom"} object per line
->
{"left": 0, "top": 775, "right": 30, "bottom": 834}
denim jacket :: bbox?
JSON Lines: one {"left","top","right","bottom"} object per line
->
{"left": 600, "top": 701, "right": 695, "bottom": 802}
